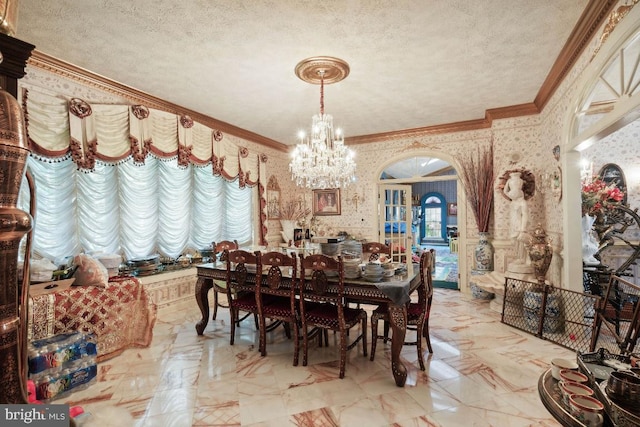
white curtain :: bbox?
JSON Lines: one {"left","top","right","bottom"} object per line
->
{"left": 23, "top": 159, "right": 80, "bottom": 261}
{"left": 118, "top": 157, "right": 159, "bottom": 259}
{"left": 20, "top": 156, "right": 253, "bottom": 262}
{"left": 78, "top": 162, "right": 120, "bottom": 254}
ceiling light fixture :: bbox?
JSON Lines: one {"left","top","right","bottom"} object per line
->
{"left": 289, "top": 56, "right": 355, "bottom": 189}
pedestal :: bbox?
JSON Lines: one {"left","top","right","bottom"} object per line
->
{"left": 471, "top": 271, "right": 503, "bottom": 312}
{"left": 473, "top": 270, "right": 537, "bottom": 313}
{"left": 469, "top": 269, "right": 494, "bottom": 300}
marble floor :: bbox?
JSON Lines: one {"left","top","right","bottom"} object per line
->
{"left": 60, "top": 289, "right": 575, "bottom": 426}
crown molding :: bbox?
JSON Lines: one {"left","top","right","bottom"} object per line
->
{"left": 27, "top": 51, "right": 289, "bottom": 153}
{"left": 346, "top": 103, "right": 539, "bottom": 145}
{"left": 534, "top": 0, "right": 618, "bottom": 110}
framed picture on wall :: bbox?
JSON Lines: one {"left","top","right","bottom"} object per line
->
{"left": 447, "top": 203, "right": 457, "bottom": 216}
{"left": 267, "top": 190, "right": 280, "bottom": 219}
{"left": 266, "top": 175, "right": 281, "bottom": 219}
{"left": 313, "top": 189, "right": 341, "bottom": 216}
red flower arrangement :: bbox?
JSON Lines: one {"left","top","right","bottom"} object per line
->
{"left": 581, "top": 178, "right": 624, "bottom": 216}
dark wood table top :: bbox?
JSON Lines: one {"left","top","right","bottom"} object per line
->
{"left": 195, "top": 262, "right": 419, "bottom": 305}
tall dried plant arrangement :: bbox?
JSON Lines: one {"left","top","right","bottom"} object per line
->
{"left": 459, "top": 142, "right": 494, "bottom": 232}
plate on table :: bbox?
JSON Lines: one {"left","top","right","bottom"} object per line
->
{"left": 363, "top": 274, "right": 382, "bottom": 283}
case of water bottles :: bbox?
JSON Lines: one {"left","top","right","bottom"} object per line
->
{"left": 28, "top": 331, "right": 98, "bottom": 401}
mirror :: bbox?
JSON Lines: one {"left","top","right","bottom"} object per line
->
{"left": 598, "top": 163, "right": 627, "bottom": 206}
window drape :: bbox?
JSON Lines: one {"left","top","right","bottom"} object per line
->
{"left": 18, "top": 86, "right": 268, "bottom": 262}
{"left": 21, "top": 156, "right": 254, "bottom": 261}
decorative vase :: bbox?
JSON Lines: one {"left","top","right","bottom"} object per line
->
{"left": 280, "top": 219, "right": 296, "bottom": 244}
{"left": 523, "top": 290, "right": 563, "bottom": 333}
{"left": 527, "top": 223, "right": 553, "bottom": 286}
{"left": 0, "top": 88, "right": 33, "bottom": 403}
{"left": 474, "top": 231, "right": 494, "bottom": 271}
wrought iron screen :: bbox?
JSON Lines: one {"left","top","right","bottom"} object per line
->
{"left": 501, "top": 278, "right": 600, "bottom": 353}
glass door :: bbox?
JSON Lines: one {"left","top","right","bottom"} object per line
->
{"left": 378, "top": 184, "right": 412, "bottom": 263}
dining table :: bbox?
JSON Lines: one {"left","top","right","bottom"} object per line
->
{"left": 194, "top": 260, "right": 421, "bottom": 387}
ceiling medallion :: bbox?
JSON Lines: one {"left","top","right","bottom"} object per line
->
{"left": 294, "top": 56, "right": 350, "bottom": 85}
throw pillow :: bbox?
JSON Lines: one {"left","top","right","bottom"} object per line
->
{"left": 72, "top": 254, "right": 109, "bottom": 287}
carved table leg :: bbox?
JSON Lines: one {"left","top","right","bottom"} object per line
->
{"left": 195, "top": 277, "right": 213, "bottom": 335}
{"left": 388, "top": 302, "right": 408, "bottom": 387}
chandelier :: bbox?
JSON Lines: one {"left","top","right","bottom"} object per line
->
{"left": 289, "top": 57, "right": 356, "bottom": 189}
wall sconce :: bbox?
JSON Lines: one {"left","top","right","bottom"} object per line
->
{"left": 345, "top": 188, "right": 366, "bottom": 211}
{"left": 580, "top": 159, "right": 593, "bottom": 184}
{"left": 537, "top": 167, "right": 563, "bottom": 201}
{"left": 537, "top": 171, "right": 552, "bottom": 194}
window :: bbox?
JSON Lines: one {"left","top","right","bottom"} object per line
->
{"left": 421, "top": 192, "right": 446, "bottom": 242}
{"left": 20, "top": 156, "right": 253, "bottom": 262}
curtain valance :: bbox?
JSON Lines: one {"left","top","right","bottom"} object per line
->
{"left": 23, "top": 88, "right": 264, "bottom": 185}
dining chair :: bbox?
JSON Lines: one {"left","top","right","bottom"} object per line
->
{"left": 211, "top": 240, "right": 239, "bottom": 320}
{"left": 362, "top": 241, "right": 391, "bottom": 262}
{"left": 299, "top": 254, "right": 367, "bottom": 379}
{"left": 225, "top": 249, "right": 260, "bottom": 346}
{"left": 257, "top": 251, "right": 300, "bottom": 365}
{"left": 370, "top": 249, "right": 433, "bottom": 370}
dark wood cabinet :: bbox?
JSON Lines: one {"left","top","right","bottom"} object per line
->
{"left": 0, "top": 32, "right": 34, "bottom": 97}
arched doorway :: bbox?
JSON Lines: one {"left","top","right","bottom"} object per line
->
{"left": 377, "top": 154, "right": 465, "bottom": 289}
{"left": 562, "top": 5, "right": 640, "bottom": 291}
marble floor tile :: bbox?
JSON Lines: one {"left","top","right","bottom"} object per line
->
{"left": 56, "top": 289, "right": 570, "bottom": 426}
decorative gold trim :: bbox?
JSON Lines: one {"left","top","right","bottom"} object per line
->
{"left": 592, "top": 0, "right": 640, "bottom": 59}
{"left": 400, "top": 141, "right": 430, "bottom": 151}
{"left": 295, "top": 57, "right": 350, "bottom": 85}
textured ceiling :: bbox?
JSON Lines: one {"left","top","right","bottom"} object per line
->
{"left": 17, "top": 1, "right": 589, "bottom": 146}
